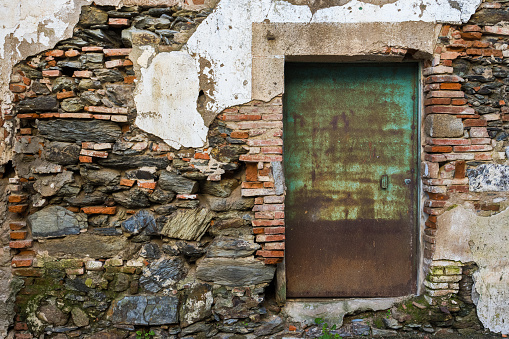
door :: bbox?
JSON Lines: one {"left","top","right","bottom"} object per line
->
{"left": 284, "top": 63, "right": 418, "bottom": 297}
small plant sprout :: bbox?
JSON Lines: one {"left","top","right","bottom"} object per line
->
{"left": 136, "top": 329, "right": 155, "bottom": 339}
{"left": 315, "top": 318, "right": 342, "bottom": 339}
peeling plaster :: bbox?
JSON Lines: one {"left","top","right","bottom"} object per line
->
{"left": 435, "top": 206, "right": 509, "bottom": 334}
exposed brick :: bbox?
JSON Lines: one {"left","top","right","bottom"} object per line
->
{"left": 109, "top": 17, "right": 130, "bottom": 27}
{"left": 231, "top": 131, "right": 249, "bottom": 139}
{"left": 45, "top": 49, "right": 64, "bottom": 57}
{"left": 138, "top": 181, "right": 157, "bottom": 189}
{"left": 454, "top": 161, "right": 466, "bottom": 179}
{"left": 474, "top": 152, "right": 492, "bottom": 161}
{"left": 56, "top": 91, "right": 75, "bottom": 99}
{"left": 252, "top": 219, "right": 284, "bottom": 226}
{"left": 484, "top": 25, "right": 509, "bottom": 35}
{"left": 12, "top": 256, "right": 33, "bottom": 268}
{"left": 242, "top": 188, "right": 276, "bottom": 196}
{"left": 256, "top": 234, "right": 285, "bottom": 242}
{"left": 440, "top": 83, "right": 462, "bottom": 90}
{"left": 247, "top": 139, "right": 283, "bottom": 146}
{"left": 79, "top": 155, "right": 93, "bottom": 163}
{"left": 453, "top": 145, "right": 492, "bottom": 152}
{"left": 425, "top": 75, "right": 464, "bottom": 83}
{"left": 253, "top": 227, "right": 265, "bottom": 235}
{"left": 425, "top": 200, "right": 447, "bottom": 208}
{"left": 254, "top": 197, "right": 264, "bottom": 204}
{"left": 222, "top": 114, "right": 262, "bottom": 121}
{"left": 264, "top": 242, "right": 285, "bottom": 250}
{"left": 10, "top": 222, "right": 26, "bottom": 230}
{"left": 424, "top": 153, "right": 446, "bottom": 162}
{"left": 65, "top": 49, "right": 81, "bottom": 57}
{"left": 466, "top": 48, "right": 483, "bottom": 55}
{"left": 233, "top": 121, "right": 283, "bottom": 129}
{"left": 124, "top": 76, "right": 136, "bottom": 84}
{"left": 262, "top": 114, "right": 283, "bottom": 120}
{"left": 264, "top": 258, "right": 283, "bottom": 264}
{"left": 20, "top": 128, "right": 32, "bottom": 135}
{"left": 105, "top": 59, "right": 132, "bottom": 68}
{"left": 111, "top": 115, "right": 128, "bottom": 122}
{"left": 9, "top": 84, "right": 27, "bottom": 93}
{"left": 451, "top": 98, "right": 468, "bottom": 105}
{"left": 120, "top": 178, "right": 136, "bottom": 186}
{"left": 10, "top": 231, "right": 27, "bottom": 240}
{"left": 424, "top": 98, "right": 451, "bottom": 105}
{"left": 60, "top": 113, "right": 93, "bottom": 119}
{"left": 255, "top": 212, "right": 274, "bottom": 219}
{"left": 239, "top": 154, "right": 282, "bottom": 162}
{"left": 423, "top": 146, "right": 452, "bottom": 153}
{"left": 423, "top": 207, "right": 443, "bottom": 216}
{"left": 242, "top": 182, "right": 264, "bottom": 189}
{"left": 427, "top": 138, "right": 470, "bottom": 145}
{"left": 13, "top": 268, "right": 42, "bottom": 277}
{"left": 441, "top": 52, "right": 460, "bottom": 60}
{"left": 39, "top": 113, "right": 60, "bottom": 118}
{"left": 81, "top": 206, "right": 117, "bottom": 215}
{"left": 103, "top": 48, "right": 132, "bottom": 56}
{"left": 448, "top": 185, "right": 469, "bottom": 193}
{"left": 9, "top": 205, "right": 27, "bottom": 213}
{"left": 461, "top": 32, "right": 482, "bottom": 40}
{"left": 9, "top": 239, "right": 32, "bottom": 249}
{"left": 8, "top": 195, "right": 27, "bottom": 203}
{"left": 17, "top": 113, "right": 40, "bottom": 119}
{"left": 194, "top": 152, "right": 210, "bottom": 160}
{"left": 85, "top": 106, "right": 128, "bottom": 114}
{"left": 264, "top": 196, "right": 284, "bottom": 204}
{"left": 14, "top": 322, "right": 28, "bottom": 331}
{"left": 42, "top": 70, "right": 62, "bottom": 77}
{"left": 73, "top": 70, "right": 93, "bottom": 78}
{"left": 256, "top": 250, "right": 284, "bottom": 257}
{"left": 264, "top": 226, "right": 285, "bottom": 234}
{"left": 425, "top": 106, "right": 474, "bottom": 115}
{"left": 470, "top": 127, "right": 489, "bottom": 138}
{"left": 252, "top": 204, "right": 284, "bottom": 212}
{"left": 80, "top": 149, "right": 108, "bottom": 158}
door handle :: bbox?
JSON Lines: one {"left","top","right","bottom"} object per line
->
{"left": 380, "top": 174, "right": 389, "bottom": 189}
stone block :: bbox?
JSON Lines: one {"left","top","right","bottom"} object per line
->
{"left": 160, "top": 207, "right": 214, "bottom": 241}
{"left": 196, "top": 257, "right": 275, "bottom": 287}
{"left": 425, "top": 114, "right": 464, "bottom": 138}
{"left": 28, "top": 206, "right": 86, "bottom": 239}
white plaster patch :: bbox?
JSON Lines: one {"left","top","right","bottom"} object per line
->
{"left": 435, "top": 206, "right": 509, "bottom": 334}
{"left": 134, "top": 51, "right": 208, "bottom": 149}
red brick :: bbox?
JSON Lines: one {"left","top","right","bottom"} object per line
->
{"left": 442, "top": 60, "right": 453, "bottom": 67}
{"left": 425, "top": 75, "right": 464, "bottom": 83}
{"left": 466, "top": 48, "right": 483, "bottom": 55}
{"left": 464, "top": 119, "right": 487, "bottom": 127}
{"left": 463, "top": 25, "right": 481, "bottom": 32}
{"left": 80, "top": 149, "right": 108, "bottom": 158}
{"left": 45, "top": 49, "right": 64, "bottom": 57}
{"left": 103, "top": 48, "right": 132, "bottom": 56}
{"left": 14, "top": 322, "right": 28, "bottom": 331}
{"left": 252, "top": 219, "right": 284, "bottom": 227}
{"left": 240, "top": 154, "right": 282, "bottom": 162}
{"left": 256, "top": 250, "right": 284, "bottom": 257}
{"left": 448, "top": 185, "right": 469, "bottom": 193}
{"left": 424, "top": 98, "right": 451, "bottom": 106}
{"left": 17, "top": 113, "right": 40, "bottom": 119}
{"left": 138, "top": 181, "right": 157, "bottom": 189}
{"left": 81, "top": 206, "right": 117, "bottom": 215}
{"left": 42, "top": 70, "right": 62, "bottom": 77}
{"left": 424, "top": 153, "right": 446, "bottom": 162}
{"left": 472, "top": 41, "right": 490, "bottom": 48}
{"left": 242, "top": 182, "right": 264, "bottom": 189}
{"left": 254, "top": 197, "right": 264, "bottom": 204}
{"left": 423, "top": 146, "right": 452, "bottom": 153}
{"left": 194, "top": 152, "right": 210, "bottom": 160}
{"left": 428, "top": 91, "right": 464, "bottom": 98}
{"left": 60, "top": 113, "right": 93, "bottom": 119}
{"left": 65, "top": 49, "right": 81, "bottom": 57}
{"left": 261, "top": 146, "right": 282, "bottom": 154}
{"left": 82, "top": 46, "right": 103, "bottom": 52}
{"left": 451, "top": 98, "right": 468, "bottom": 105}
{"left": 13, "top": 268, "right": 42, "bottom": 277}
{"left": 9, "top": 239, "right": 32, "bottom": 249}
{"left": 109, "top": 17, "right": 129, "bottom": 27}
{"left": 425, "top": 106, "right": 474, "bottom": 115}
{"left": 440, "top": 24, "right": 451, "bottom": 37}
{"left": 483, "top": 49, "right": 503, "bottom": 57}
{"left": 85, "top": 106, "right": 128, "bottom": 114}
{"left": 262, "top": 114, "right": 283, "bottom": 120}
{"left": 124, "top": 76, "right": 136, "bottom": 84}
{"left": 425, "top": 218, "right": 437, "bottom": 229}
{"left": 8, "top": 195, "right": 27, "bottom": 203}
{"left": 10, "top": 222, "right": 26, "bottom": 230}
{"left": 440, "top": 83, "right": 462, "bottom": 90}
{"left": 56, "top": 91, "right": 75, "bottom": 99}
{"left": 274, "top": 211, "right": 284, "bottom": 219}
{"left": 12, "top": 256, "right": 33, "bottom": 268}
{"left": 9, "top": 84, "right": 26, "bottom": 93}
{"left": 231, "top": 131, "right": 249, "bottom": 139}
{"left": 423, "top": 207, "right": 443, "bottom": 216}
{"left": 9, "top": 205, "right": 27, "bottom": 213}
{"left": 20, "top": 128, "right": 32, "bottom": 135}
{"left": 253, "top": 227, "right": 264, "bottom": 235}
{"left": 425, "top": 200, "right": 447, "bottom": 208}
{"left": 255, "top": 212, "right": 274, "bottom": 219}
{"left": 66, "top": 206, "right": 80, "bottom": 213}
{"left": 39, "top": 113, "right": 59, "bottom": 118}
{"left": 10, "top": 231, "right": 27, "bottom": 240}
{"left": 264, "top": 182, "right": 274, "bottom": 188}
{"left": 474, "top": 153, "right": 492, "bottom": 161}
{"left": 79, "top": 155, "right": 93, "bottom": 163}
{"left": 252, "top": 204, "right": 284, "bottom": 212}
{"left": 441, "top": 52, "right": 460, "bottom": 60}
{"left": 234, "top": 121, "right": 283, "bottom": 129}
{"left": 454, "top": 145, "right": 492, "bottom": 152}
{"left": 454, "top": 161, "right": 466, "bottom": 179}
{"left": 474, "top": 203, "right": 500, "bottom": 211}
{"left": 264, "top": 242, "right": 285, "bottom": 250}
{"left": 427, "top": 138, "right": 470, "bottom": 145}
{"left": 222, "top": 114, "right": 262, "bottom": 121}
{"left": 256, "top": 234, "right": 285, "bottom": 242}
{"left": 93, "top": 114, "right": 111, "bottom": 120}
{"left": 462, "top": 32, "right": 482, "bottom": 40}
{"left": 73, "top": 70, "right": 94, "bottom": 78}
{"left": 264, "top": 226, "right": 285, "bottom": 234}
{"left": 264, "top": 258, "right": 283, "bottom": 264}
{"left": 120, "top": 178, "right": 136, "bottom": 187}
{"left": 247, "top": 139, "right": 283, "bottom": 146}
{"left": 246, "top": 163, "right": 258, "bottom": 181}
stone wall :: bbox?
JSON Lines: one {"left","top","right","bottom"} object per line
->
{"left": 5, "top": 0, "right": 509, "bottom": 338}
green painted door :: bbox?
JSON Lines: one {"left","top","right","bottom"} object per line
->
{"left": 284, "top": 63, "right": 418, "bottom": 297}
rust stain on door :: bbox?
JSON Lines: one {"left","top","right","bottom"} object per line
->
{"left": 284, "top": 63, "right": 418, "bottom": 297}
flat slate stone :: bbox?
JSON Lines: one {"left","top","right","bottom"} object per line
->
{"left": 97, "top": 155, "right": 170, "bottom": 169}
{"left": 468, "top": 164, "right": 509, "bottom": 192}
{"left": 28, "top": 206, "right": 87, "bottom": 239}
{"left": 43, "top": 142, "right": 81, "bottom": 165}
{"left": 17, "top": 96, "right": 58, "bottom": 112}
{"left": 121, "top": 210, "right": 156, "bottom": 235}
{"left": 38, "top": 119, "right": 121, "bottom": 143}
{"left": 139, "top": 257, "right": 187, "bottom": 293}
{"left": 39, "top": 234, "right": 129, "bottom": 258}
{"left": 109, "top": 295, "right": 178, "bottom": 325}
{"left": 196, "top": 257, "right": 275, "bottom": 287}
{"left": 160, "top": 207, "right": 214, "bottom": 241}
{"left": 158, "top": 171, "right": 199, "bottom": 194}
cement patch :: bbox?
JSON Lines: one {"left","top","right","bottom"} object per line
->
{"left": 435, "top": 206, "right": 509, "bottom": 334}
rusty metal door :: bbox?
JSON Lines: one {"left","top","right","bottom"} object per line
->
{"left": 284, "top": 63, "right": 418, "bottom": 297}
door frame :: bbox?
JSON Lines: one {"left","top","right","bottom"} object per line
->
{"left": 250, "top": 21, "right": 431, "bottom": 302}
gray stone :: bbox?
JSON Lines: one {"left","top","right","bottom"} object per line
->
{"left": 202, "top": 179, "right": 239, "bottom": 197}
{"left": 206, "top": 236, "right": 260, "bottom": 258}
{"left": 52, "top": 77, "right": 77, "bottom": 92}
{"left": 17, "top": 95, "right": 58, "bottom": 112}
{"left": 65, "top": 191, "right": 107, "bottom": 206}
{"left": 253, "top": 315, "right": 284, "bottom": 336}
{"left": 80, "top": 167, "right": 120, "bottom": 186}
{"left": 32, "top": 80, "right": 51, "bottom": 95}
{"left": 80, "top": 52, "right": 104, "bottom": 63}
{"left": 94, "top": 69, "right": 124, "bottom": 83}
{"left": 13, "top": 136, "right": 43, "bottom": 154}
{"left": 61, "top": 98, "right": 85, "bottom": 112}
{"left": 159, "top": 171, "right": 199, "bottom": 194}
{"left": 121, "top": 210, "right": 157, "bottom": 235}
{"left": 177, "top": 241, "right": 206, "bottom": 261}
{"left": 160, "top": 207, "right": 214, "bottom": 241}
{"left": 196, "top": 257, "right": 275, "bottom": 287}
{"left": 206, "top": 188, "right": 254, "bottom": 212}
{"left": 371, "top": 327, "right": 397, "bottom": 337}
{"left": 38, "top": 119, "right": 121, "bottom": 143}
{"left": 57, "top": 60, "right": 84, "bottom": 69}
{"left": 80, "top": 6, "right": 108, "bottom": 25}
{"left": 88, "top": 214, "right": 109, "bottom": 227}
{"left": 424, "top": 114, "right": 464, "bottom": 138}
{"left": 81, "top": 91, "right": 102, "bottom": 106}
{"left": 132, "top": 30, "right": 162, "bottom": 45}
{"left": 140, "top": 243, "right": 161, "bottom": 259}
{"left": 140, "top": 257, "right": 187, "bottom": 293}
{"left": 71, "top": 307, "right": 90, "bottom": 327}
{"left": 112, "top": 273, "right": 130, "bottom": 292}
{"left": 110, "top": 295, "right": 178, "bottom": 325}
{"left": 272, "top": 161, "right": 285, "bottom": 195}
{"left": 98, "top": 155, "right": 170, "bottom": 169}
{"left": 33, "top": 171, "right": 74, "bottom": 197}
{"left": 39, "top": 234, "right": 129, "bottom": 258}
{"left": 470, "top": 9, "right": 509, "bottom": 25}
{"left": 43, "top": 142, "right": 81, "bottom": 165}
{"left": 37, "top": 299, "right": 69, "bottom": 326}
{"left": 149, "top": 188, "right": 176, "bottom": 204}
{"left": 153, "top": 204, "right": 178, "bottom": 215}
{"left": 113, "top": 188, "right": 151, "bottom": 208}
{"left": 382, "top": 317, "right": 402, "bottom": 330}
{"left": 134, "top": 16, "right": 172, "bottom": 30}
{"left": 181, "top": 322, "right": 212, "bottom": 336}
{"left": 106, "top": 84, "right": 136, "bottom": 108}
{"left": 179, "top": 284, "right": 213, "bottom": 327}
{"left": 78, "top": 79, "right": 102, "bottom": 91}
{"left": 125, "top": 167, "right": 157, "bottom": 180}
{"left": 468, "top": 164, "right": 509, "bottom": 192}
{"left": 28, "top": 206, "right": 87, "bottom": 239}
